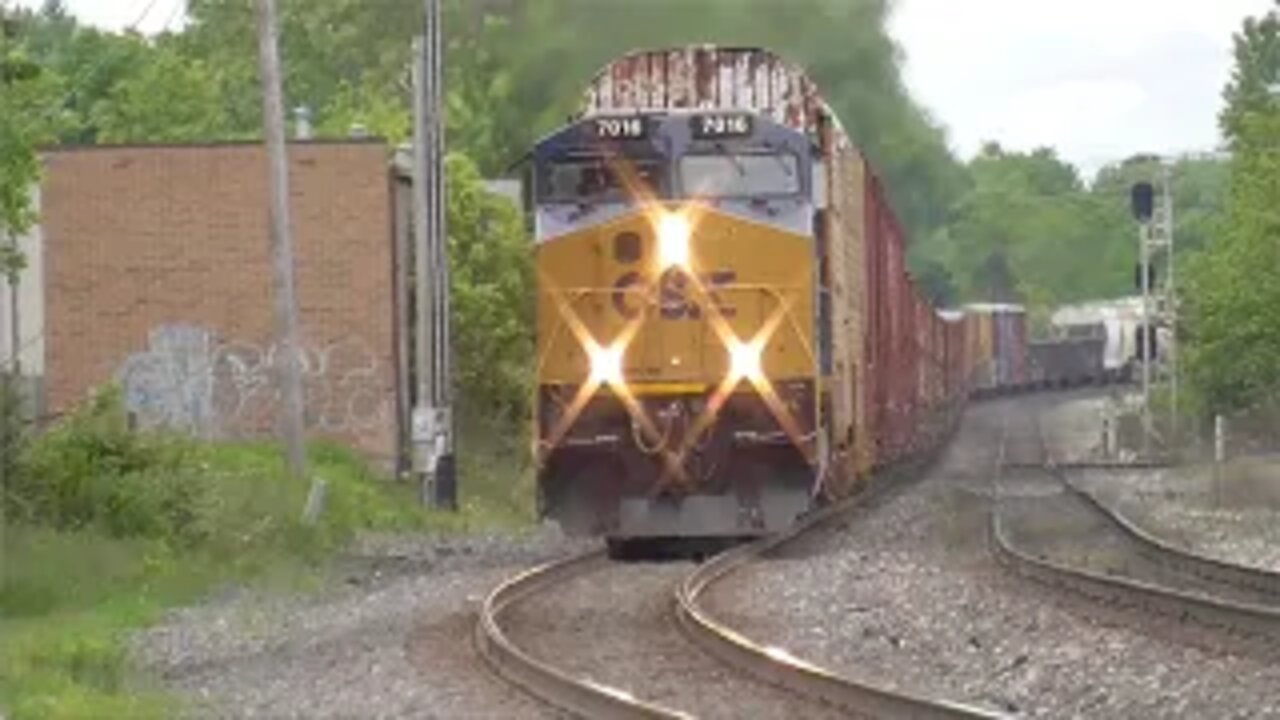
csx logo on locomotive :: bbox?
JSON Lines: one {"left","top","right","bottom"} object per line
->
{"left": 611, "top": 268, "right": 737, "bottom": 320}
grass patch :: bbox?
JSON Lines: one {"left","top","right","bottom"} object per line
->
{"left": 1, "top": 387, "right": 535, "bottom": 718}
{"left": 445, "top": 410, "right": 538, "bottom": 531}
{"left": 1, "top": 527, "right": 184, "bottom": 719}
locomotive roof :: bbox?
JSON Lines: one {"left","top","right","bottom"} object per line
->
{"left": 577, "top": 46, "right": 850, "bottom": 145}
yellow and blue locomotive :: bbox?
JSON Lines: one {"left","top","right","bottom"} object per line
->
{"left": 533, "top": 81, "right": 820, "bottom": 546}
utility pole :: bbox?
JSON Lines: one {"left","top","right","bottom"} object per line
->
{"left": 4, "top": 231, "right": 17, "bottom": 380}
{"left": 412, "top": 0, "right": 456, "bottom": 509}
{"left": 1, "top": 230, "right": 17, "bottom": 509}
{"left": 255, "top": 0, "right": 308, "bottom": 482}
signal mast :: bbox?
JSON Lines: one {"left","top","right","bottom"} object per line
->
{"left": 1130, "top": 163, "right": 1177, "bottom": 459}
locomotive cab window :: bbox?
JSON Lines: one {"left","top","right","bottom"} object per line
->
{"left": 678, "top": 153, "right": 801, "bottom": 198}
{"left": 539, "top": 157, "right": 664, "bottom": 204}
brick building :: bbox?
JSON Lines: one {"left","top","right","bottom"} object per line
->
{"left": 33, "top": 140, "right": 400, "bottom": 465}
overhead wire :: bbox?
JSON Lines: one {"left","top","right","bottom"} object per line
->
{"left": 127, "top": 0, "right": 161, "bottom": 33}
{"left": 158, "top": 0, "right": 184, "bottom": 34}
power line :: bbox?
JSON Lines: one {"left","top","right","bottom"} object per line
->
{"left": 158, "top": 0, "right": 183, "bottom": 34}
{"left": 127, "top": 0, "right": 161, "bottom": 33}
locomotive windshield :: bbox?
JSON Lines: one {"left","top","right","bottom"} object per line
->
{"left": 679, "top": 153, "right": 801, "bottom": 198}
{"left": 540, "top": 156, "right": 664, "bottom": 204}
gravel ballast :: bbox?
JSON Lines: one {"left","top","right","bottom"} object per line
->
{"left": 1044, "top": 392, "right": 1280, "bottom": 574}
{"left": 131, "top": 527, "right": 587, "bottom": 719}
{"left": 707, "top": 395, "right": 1280, "bottom": 718}
{"left": 502, "top": 559, "right": 846, "bottom": 720}
{"left": 1076, "top": 465, "right": 1280, "bottom": 575}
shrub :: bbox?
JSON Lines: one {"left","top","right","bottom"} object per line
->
{"left": 5, "top": 382, "right": 540, "bottom": 561}
{"left": 1, "top": 370, "right": 25, "bottom": 498}
{"left": 6, "top": 386, "right": 203, "bottom": 542}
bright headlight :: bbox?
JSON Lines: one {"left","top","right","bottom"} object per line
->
{"left": 588, "top": 342, "right": 625, "bottom": 386}
{"left": 657, "top": 212, "right": 691, "bottom": 270}
{"left": 729, "top": 338, "right": 764, "bottom": 383}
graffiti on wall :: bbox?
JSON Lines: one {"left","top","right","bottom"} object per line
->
{"left": 118, "top": 324, "right": 389, "bottom": 439}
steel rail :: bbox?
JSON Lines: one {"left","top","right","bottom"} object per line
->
{"left": 473, "top": 548, "right": 691, "bottom": 720}
{"left": 1055, "top": 470, "right": 1280, "bottom": 602}
{"left": 674, "top": 496, "right": 1008, "bottom": 720}
{"left": 477, "top": 469, "right": 1005, "bottom": 718}
{"left": 989, "top": 506, "right": 1280, "bottom": 643}
{"left": 476, "top": 398, "right": 1018, "bottom": 718}
{"left": 668, "top": 413, "right": 1009, "bottom": 720}
{"left": 992, "top": 397, "right": 1280, "bottom": 647}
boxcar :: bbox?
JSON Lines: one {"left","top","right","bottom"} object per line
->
{"left": 963, "top": 303, "right": 1028, "bottom": 395}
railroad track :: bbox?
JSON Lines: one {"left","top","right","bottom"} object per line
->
{"left": 674, "top": 496, "right": 1004, "bottom": 720}
{"left": 1059, "top": 470, "right": 1280, "bottom": 602}
{"left": 476, "top": 486, "right": 1006, "bottom": 719}
{"left": 990, "top": 408, "right": 1280, "bottom": 646}
{"left": 473, "top": 548, "right": 679, "bottom": 719}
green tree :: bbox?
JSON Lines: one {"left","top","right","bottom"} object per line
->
{"left": 1, "top": 6, "right": 58, "bottom": 274}
{"left": 89, "top": 42, "right": 229, "bottom": 143}
{"left": 8, "top": 2, "right": 152, "bottom": 144}
{"left": 1183, "top": 3, "right": 1280, "bottom": 414}
{"left": 924, "top": 143, "right": 1231, "bottom": 317}
{"left": 1091, "top": 153, "right": 1230, "bottom": 256}
{"left": 1, "top": 3, "right": 56, "bottom": 477}
{"left": 178, "top": 0, "right": 964, "bottom": 238}
{"left": 445, "top": 154, "right": 533, "bottom": 421}
{"left": 926, "top": 143, "right": 1132, "bottom": 309}
{"left": 1220, "top": 1, "right": 1280, "bottom": 148}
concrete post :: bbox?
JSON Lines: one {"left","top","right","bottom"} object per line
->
{"left": 1214, "top": 414, "right": 1226, "bottom": 507}
{"left": 1214, "top": 415, "right": 1226, "bottom": 464}
{"left": 1102, "top": 404, "right": 1116, "bottom": 459}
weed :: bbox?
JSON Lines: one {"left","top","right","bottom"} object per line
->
{"left": 0, "top": 387, "right": 536, "bottom": 717}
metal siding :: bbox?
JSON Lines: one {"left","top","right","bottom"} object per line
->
{"left": 824, "top": 127, "right": 868, "bottom": 491}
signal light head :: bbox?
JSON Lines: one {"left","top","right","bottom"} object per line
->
{"left": 656, "top": 212, "right": 691, "bottom": 270}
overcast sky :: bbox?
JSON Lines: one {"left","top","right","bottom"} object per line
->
{"left": 16, "top": 0, "right": 1275, "bottom": 176}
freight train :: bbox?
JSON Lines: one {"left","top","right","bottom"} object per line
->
{"left": 528, "top": 47, "right": 1088, "bottom": 554}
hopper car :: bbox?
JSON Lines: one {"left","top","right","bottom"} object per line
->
{"left": 1027, "top": 322, "right": 1109, "bottom": 389}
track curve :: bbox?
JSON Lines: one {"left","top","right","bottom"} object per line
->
{"left": 478, "top": 481, "right": 1008, "bottom": 718}
{"left": 676, "top": 497, "right": 1008, "bottom": 720}
{"left": 474, "top": 548, "right": 690, "bottom": 719}
{"left": 1062, "top": 472, "right": 1280, "bottom": 602}
{"left": 992, "top": 406, "right": 1280, "bottom": 646}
